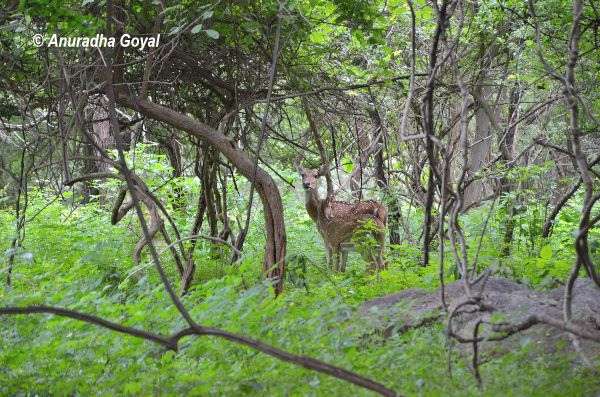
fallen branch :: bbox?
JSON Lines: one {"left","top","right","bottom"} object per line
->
{"left": 0, "top": 304, "right": 400, "bottom": 396}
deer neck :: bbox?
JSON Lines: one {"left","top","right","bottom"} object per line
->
{"left": 304, "top": 188, "right": 323, "bottom": 222}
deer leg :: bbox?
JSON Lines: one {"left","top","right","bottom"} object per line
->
{"left": 325, "top": 244, "right": 333, "bottom": 269}
{"left": 363, "top": 232, "right": 385, "bottom": 273}
{"left": 363, "top": 247, "right": 380, "bottom": 272}
{"left": 340, "top": 247, "right": 348, "bottom": 273}
{"left": 365, "top": 250, "right": 377, "bottom": 273}
{"left": 332, "top": 247, "right": 341, "bottom": 272}
{"left": 374, "top": 246, "right": 384, "bottom": 271}
{"left": 375, "top": 231, "right": 386, "bottom": 270}
{"left": 356, "top": 241, "right": 376, "bottom": 273}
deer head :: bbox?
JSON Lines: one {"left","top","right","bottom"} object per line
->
{"left": 296, "top": 163, "right": 328, "bottom": 191}
{"left": 298, "top": 167, "right": 319, "bottom": 190}
{"left": 295, "top": 162, "right": 329, "bottom": 222}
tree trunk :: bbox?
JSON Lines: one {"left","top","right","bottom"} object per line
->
{"left": 499, "top": 85, "right": 521, "bottom": 256}
{"left": 117, "top": 95, "right": 287, "bottom": 294}
{"left": 367, "top": 103, "right": 401, "bottom": 245}
{"left": 464, "top": 83, "right": 496, "bottom": 207}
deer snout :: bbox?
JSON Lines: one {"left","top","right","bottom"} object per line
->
{"left": 302, "top": 182, "right": 311, "bottom": 189}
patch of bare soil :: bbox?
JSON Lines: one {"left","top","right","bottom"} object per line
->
{"left": 361, "top": 277, "right": 600, "bottom": 361}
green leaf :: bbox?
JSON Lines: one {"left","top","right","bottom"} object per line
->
{"left": 205, "top": 29, "right": 219, "bottom": 39}
{"left": 190, "top": 24, "right": 203, "bottom": 34}
{"left": 341, "top": 155, "right": 353, "bottom": 173}
{"left": 539, "top": 245, "right": 553, "bottom": 260}
{"left": 20, "top": 252, "right": 33, "bottom": 263}
{"left": 169, "top": 25, "right": 184, "bottom": 35}
{"left": 309, "top": 30, "right": 327, "bottom": 44}
{"left": 161, "top": 350, "right": 176, "bottom": 364}
{"left": 123, "top": 382, "right": 142, "bottom": 394}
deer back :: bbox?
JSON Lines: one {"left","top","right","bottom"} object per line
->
{"left": 323, "top": 198, "right": 386, "bottom": 225}
{"left": 316, "top": 198, "right": 386, "bottom": 246}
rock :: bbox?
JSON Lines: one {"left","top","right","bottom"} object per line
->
{"left": 361, "top": 277, "right": 600, "bottom": 361}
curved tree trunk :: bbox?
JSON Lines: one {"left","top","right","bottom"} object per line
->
{"left": 117, "top": 94, "right": 287, "bottom": 294}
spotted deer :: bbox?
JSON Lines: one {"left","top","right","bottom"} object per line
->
{"left": 297, "top": 164, "right": 387, "bottom": 272}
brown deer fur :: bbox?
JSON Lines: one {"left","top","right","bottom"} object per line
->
{"left": 298, "top": 165, "right": 387, "bottom": 272}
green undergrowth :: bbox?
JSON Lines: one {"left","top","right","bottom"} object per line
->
{"left": 1, "top": 191, "right": 599, "bottom": 396}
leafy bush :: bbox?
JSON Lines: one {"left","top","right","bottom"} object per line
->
{"left": 1, "top": 189, "right": 597, "bottom": 396}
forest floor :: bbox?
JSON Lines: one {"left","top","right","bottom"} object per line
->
{"left": 1, "top": 190, "right": 600, "bottom": 396}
